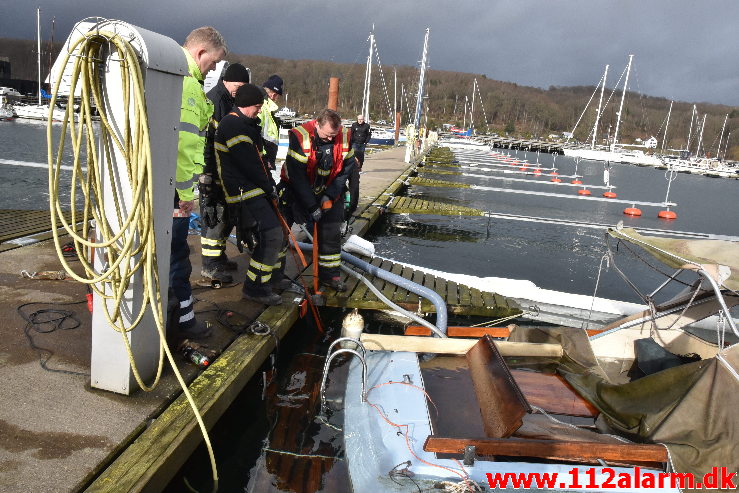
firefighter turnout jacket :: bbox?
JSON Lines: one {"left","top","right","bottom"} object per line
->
{"left": 214, "top": 108, "right": 275, "bottom": 204}
{"left": 280, "top": 119, "right": 355, "bottom": 213}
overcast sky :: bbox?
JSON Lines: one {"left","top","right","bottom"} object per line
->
{"left": 2, "top": 0, "right": 737, "bottom": 106}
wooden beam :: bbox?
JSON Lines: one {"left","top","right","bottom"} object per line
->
{"left": 424, "top": 436, "right": 668, "bottom": 463}
{"left": 359, "top": 334, "right": 562, "bottom": 357}
{"left": 405, "top": 325, "right": 511, "bottom": 337}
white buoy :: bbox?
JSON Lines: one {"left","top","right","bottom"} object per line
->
{"left": 340, "top": 308, "right": 365, "bottom": 349}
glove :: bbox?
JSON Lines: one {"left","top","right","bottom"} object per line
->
{"left": 320, "top": 195, "right": 333, "bottom": 210}
{"left": 269, "top": 186, "right": 279, "bottom": 201}
{"left": 198, "top": 174, "right": 219, "bottom": 229}
{"left": 310, "top": 207, "right": 323, "bottom": 223}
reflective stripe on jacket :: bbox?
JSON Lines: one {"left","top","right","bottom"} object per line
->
{"left": 176, "top": 47, "right": 213, "bottom": 202}
{"left": 281, "top": 119, "right": 352, "bottom": 189}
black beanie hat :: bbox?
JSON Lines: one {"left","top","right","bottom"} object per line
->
{"left": 234, "top": 83, "right": 265, "bottom": 107}
{"left": 262, "top": 74, "right": 284, "bottom": 95}
{"left": 222, "top": 63, "right": 250, "bottom": 83}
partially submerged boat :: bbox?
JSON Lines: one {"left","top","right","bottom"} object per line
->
{"left": 332, "top": 226, "right": 738, "bottom": 491}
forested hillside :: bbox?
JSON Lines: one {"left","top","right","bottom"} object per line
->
{"left": 3, "top": 37, "right": 737, "bottom": 158}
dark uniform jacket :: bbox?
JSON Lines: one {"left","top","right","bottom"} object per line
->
{"left": 349, "top": 121, "right": 372, "bottom": 147}
{"left": 203, "top": 79, "right": 236, "bottom": 177}
{"left": 214, "top": 108, "right": 275, "bottom": 205}
{"left": 281, "top": 126, "right": 355, "bottom": 215}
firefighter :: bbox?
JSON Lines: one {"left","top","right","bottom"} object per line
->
{"left": 277, "top": 108, "right": 356, "bottom": 292}
{"left": 214, "top": 83, "right": 285, "bottom": 305}
{"left": 171, "top": 26, "right": 226, "bottom": 339}
{"left": 199, "top": 63, "right": 250, "bottom": 284}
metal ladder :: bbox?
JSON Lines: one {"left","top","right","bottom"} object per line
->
{"left": 319, "top": 337, "right": 367, "bottom": 416}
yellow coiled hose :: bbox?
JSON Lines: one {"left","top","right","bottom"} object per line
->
{"left": 47, "top": 29, "right": 218, "bottom": 490}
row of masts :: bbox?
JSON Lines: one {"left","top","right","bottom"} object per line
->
{"left": 581, "top": 55, "right": 730, "bottom": 160}
{"left": 361, "top": 27, "right": 430, "bottom": 129}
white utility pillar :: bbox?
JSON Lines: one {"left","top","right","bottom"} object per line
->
{"left": 50, "top": 20, "right": 187, "bottom": 394}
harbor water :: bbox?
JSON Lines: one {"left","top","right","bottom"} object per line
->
{"left": 3, "top": 120, "right": 738, "bottom": 491}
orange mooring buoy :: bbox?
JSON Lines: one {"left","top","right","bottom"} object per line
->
{"left": 549, "top": 171, "right": 559, "bottom": 176}
{"left": 603, "top": 191, "right": 617, "bottom": 198}
{"left": 519, "top": 166, "right": 528, "bottom": 171}
{"left": 658, "top": 210, "right": 677, "bottom": 219}
{"left": 534, "top": 168, "right": 542, "bottom": 175}
{"left": 571, "top": 179, "right": 583, "bottom": 185}
{"left": 624, "top": 207, "right": 642, "bottom": 216}
{"left": 551, "top": 177, "right": 562, "bottom": 183}
{"left": 578, "top": 189, "right": 592, "bottom": 196}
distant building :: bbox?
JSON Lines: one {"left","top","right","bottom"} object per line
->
{"left": 644, "top": 136, "right": 658, "bottom": 149}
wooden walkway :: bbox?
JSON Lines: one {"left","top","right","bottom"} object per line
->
{"left": 0, "top": 209, "right": 81, "bottom": 252}
{"left": 321, "top": 255, "right": 520, "bottom": 318}
{"left": 388, "top": 197, "right": 485, "bottom": 216}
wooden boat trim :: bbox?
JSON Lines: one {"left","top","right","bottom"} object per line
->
{"left": 359, "top": 333, "right": 563, "bottom": 357}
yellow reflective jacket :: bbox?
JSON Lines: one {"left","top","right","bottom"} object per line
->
{"left": 176, "top": 48, "right": 214, "bottom": 202}
{"left": 258, "top": 97, "right": 279, "bottom": 145}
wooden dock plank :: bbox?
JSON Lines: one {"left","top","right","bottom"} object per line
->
{"left": 458, "top": 283, "right": 472, "bottom": 307}
{"left": 446, "top": 280, "right": 460, "bottom": 306}
{"left": 470, "top": 287, "right": 485, "bottom": 308}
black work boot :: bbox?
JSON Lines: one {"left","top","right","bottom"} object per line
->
{"left": 321, "top": 277, "right": 347, "bottom": 292}
{"left": 241, "top": 288, "right": 282, "bottom": 306}
{"left": 201, "top": 264, "right": 234, "bottom": 283}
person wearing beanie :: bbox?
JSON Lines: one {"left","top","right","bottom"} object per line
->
{"left": 199, "top": 62, "right": 250, "bottom": 284}
{"left": 259, "top": 74, "right": 284, "bottom": 170}
{"left": 214, "top": 84, "right": 286, "bottom": 306}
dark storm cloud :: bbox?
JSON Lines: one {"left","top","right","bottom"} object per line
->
{"left": 3, "top": 0, "right": 737, "bottom": 105}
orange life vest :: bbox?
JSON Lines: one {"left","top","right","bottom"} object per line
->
{"left": 281, "top": 119, "right": 352, "bottom": 190}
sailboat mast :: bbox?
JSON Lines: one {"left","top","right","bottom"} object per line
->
{"left": 611, "top": 54, "right": 633, "bottom": 152}
{"left": 414, "top": 28, "right": 430, "bottom": 128}
{"left": 686, "top": 105, "right": 696, "bottom": 153}
{"left": 361, "top": 31, "right": 374, "bottom": 121}
{"left": 463, "top": 96, "right": 468, "bottom": 130}
{"left": 661, "top": 100, "right": 673, "bottom": 153}
{"left": 696, "top": 114, "right": 707, "bottom": 157}
{"left": 37, "top": 7, "right": 42, "bottom": 106}
{"left": 717, "top": 113, "right": 728, "bottom": 160}
{"left": 590, "top": 64, "right": 608, "bottom": 150}
{"left": 469, "top": 79, "right": 476, "bottom": 132}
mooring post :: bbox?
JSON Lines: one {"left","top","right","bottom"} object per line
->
{"left": 328, "top": 77, "right": 339, "bottom": 110}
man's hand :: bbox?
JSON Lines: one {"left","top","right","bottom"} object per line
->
{"left": 178, "top": 200, "right": 195, "bottom": 215}
{"left": 320, "top": 195, "right": 333, "bottom": 210}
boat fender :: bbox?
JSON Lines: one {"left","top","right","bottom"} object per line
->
{"left": 340, "top": 308, "right": 364, "bottom": 349}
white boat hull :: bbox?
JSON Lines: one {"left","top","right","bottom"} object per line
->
{"left": 564, "top": 148, "right": 662, "bottom": 167}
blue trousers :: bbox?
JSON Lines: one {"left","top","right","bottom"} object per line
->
{"left": 170, "top": 216, "right": 196, "bottom": 330}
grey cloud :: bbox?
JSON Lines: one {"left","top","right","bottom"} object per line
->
{"left": 2, "top": 0, "right": 736, "bottom": 105}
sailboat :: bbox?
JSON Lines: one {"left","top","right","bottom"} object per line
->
{"left": 13, "top": 8, "right": 69, "bottom": 122}
{"left": 564, "top": 56, "right": 662, "bottom": 167}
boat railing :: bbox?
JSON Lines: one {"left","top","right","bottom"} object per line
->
{"left": 319, "top": 338, "right": 368, "bottom": 416}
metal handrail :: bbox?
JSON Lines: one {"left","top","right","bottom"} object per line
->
{"left": 319, "top": 338, "right": 367, "bottom": 416}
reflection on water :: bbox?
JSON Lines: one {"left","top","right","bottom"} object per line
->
{"left": 383, "top": 213, "right": 484, "bottom": 243}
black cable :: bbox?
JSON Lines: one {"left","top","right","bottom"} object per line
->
{"left": 17, "top": 300, "right": 89, "bottom": 376}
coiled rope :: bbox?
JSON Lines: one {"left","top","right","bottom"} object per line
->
{"left": 47, "top": 27, "right": 218, "bottom": 490}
